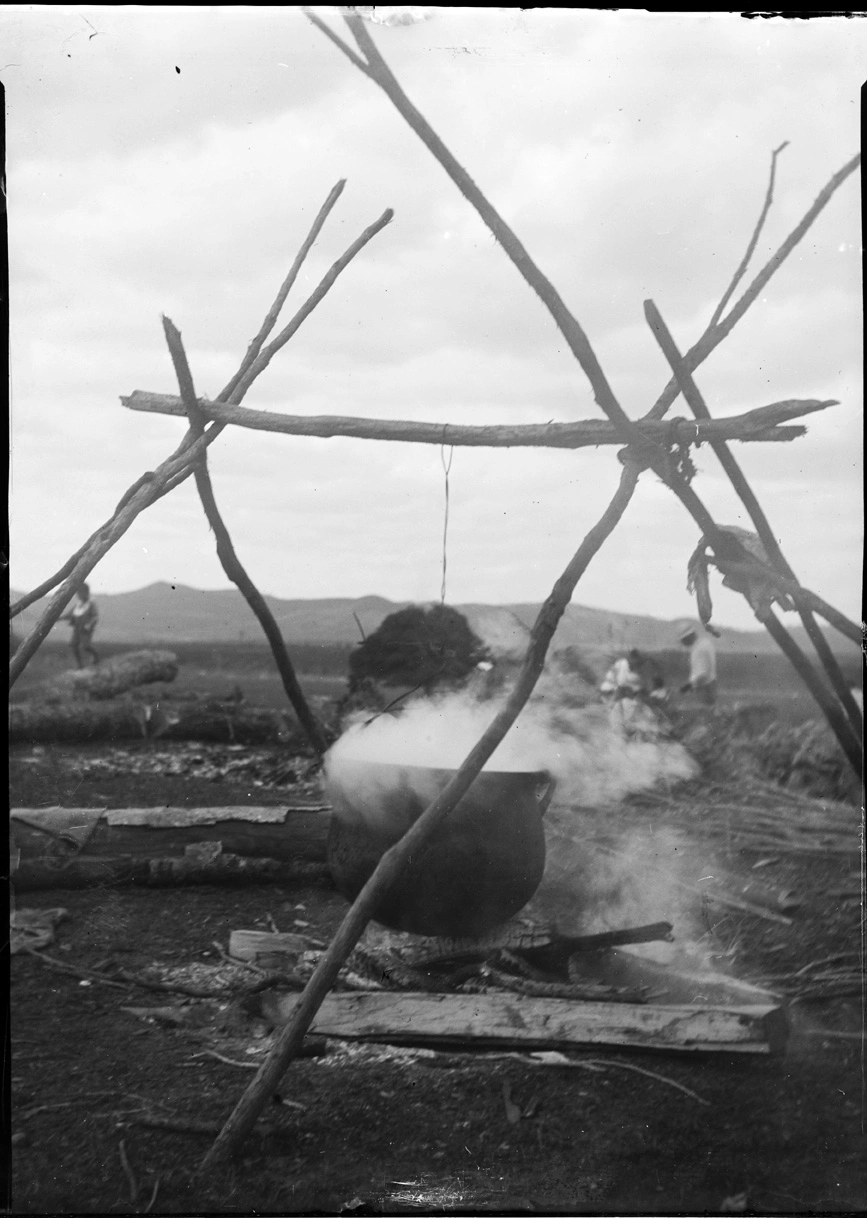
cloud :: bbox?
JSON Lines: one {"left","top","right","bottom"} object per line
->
{"left": 5, "top": 8, "right": 862, "bottom": 632}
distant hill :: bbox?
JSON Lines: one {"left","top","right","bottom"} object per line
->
{"left": 10, "top": 581, "right": 858, "bottom": 660}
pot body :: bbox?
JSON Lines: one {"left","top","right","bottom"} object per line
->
{"left": 326, "top": 760, "right": 553, "bottom": 938}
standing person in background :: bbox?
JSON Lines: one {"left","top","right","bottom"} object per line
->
{"left": 677, "top": 622, "right": 717, "bottom": 706}
{"left": 63, "top": 583, "right": 99, "bottom": 668}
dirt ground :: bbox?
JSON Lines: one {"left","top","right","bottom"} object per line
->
{"left": 9, "top": 741, "right": 866, "bottom": 1215}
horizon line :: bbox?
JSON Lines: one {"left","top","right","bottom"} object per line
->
{"left": 9, "top": 578, "right": 806, "bottom": 637}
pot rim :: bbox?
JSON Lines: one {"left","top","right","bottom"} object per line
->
{"left": 327, "top": 758, "right": 551, "bottom": 780}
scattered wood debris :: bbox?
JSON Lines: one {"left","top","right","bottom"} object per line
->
{"left": 10, "top": 907, "right": 68, "bottom": 954}
{"left": 10, "top": 742, "right": 322, "bottom": 789}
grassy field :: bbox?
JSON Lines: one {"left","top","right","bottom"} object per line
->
{"left": 12, "top": 639, "right": 860, "bottom": 724}
{"left": 10, "top": 640, "right": 352, "bottom": 709}
{"left": 654, "top": 647, "right": 862, "bottom": 726}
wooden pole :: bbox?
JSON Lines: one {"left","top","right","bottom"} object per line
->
{"left": 119, "top": 391, "right": 832, "bottom": 446}
{"left": 9, "top": 193, "right": 391, "bottom": 685}
{"left": 761, "top": 612, "right": 863, "bottom": 776}
{"left": 638, "top": 149, "right": 860, "bottom": 424}
{"left": 308, "top": 8, "right": 862, "bottom": 651}
{"left": 200, "top": 22, "right": 861, "bottom": 1163}
{"left": 162, "top": 318, "right": 330, "bottom": 757}
{"left": 199, "top": 460, "right": 643, "bottom": 1169}
{"left": 221, "top": 179, "right": 347, "bottom": 400}
{"left": 708, "top": 559, "right": 861, "bottom": 647}
{"left": 316, "top": 9, "right": 860, "bottom": 447}
{"left": 644, "top": 299, "right": 863, "bottom": 749}
{"left": 8, "top": 433, "right": 216, "bottom": 690}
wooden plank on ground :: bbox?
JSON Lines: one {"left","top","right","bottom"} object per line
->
{"left": 265, "top": 991, "right": 788, "bottom": 1055}
{"left": 10, "top": 806, "right": 330, "bottom": 861}
{"left": 10, "top": 805, "right": 331, "bottom": 890}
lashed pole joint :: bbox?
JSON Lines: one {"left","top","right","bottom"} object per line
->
{"left": 644, "top": 299, "right": 862, "bottom": 753}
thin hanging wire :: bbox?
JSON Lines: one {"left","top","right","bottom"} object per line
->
{"left": 440, "top": 442, "right": 454, "bottom": 606}
{"left": 362, "top": 441, "right": 454, "bottom": 728}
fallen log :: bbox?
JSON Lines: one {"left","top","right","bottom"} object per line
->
{"left": 260, "top": 990, "right": 789, "bottom": 1055}
{"left": 10, "top": 699, "right": 153, "bottom": 743}
{"left": 8, "top": 698, "right": 292, "bottom": 745}
{"left": 10, "top": 805, "right": 330, "bottom": 890}
{"left": 11, "top": 850, "right": 330, "bottom": 891}
{"left": 48, "top": 650, "right": 178, "bottom": 700}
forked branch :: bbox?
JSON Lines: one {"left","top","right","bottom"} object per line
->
{"left": 162, "top": 317, "right": 330, "bottom": 756}
{"left": 709, "top": 141, "right": 789, "bottom": 328}
{"left": 222, "top": 178, "right": 347, "bottom": 398}
{"left": 642, "top": 150, "right": 860, "bottom": 424}
{"left": 10, "top": 191, "right": 393, "bottom": 685}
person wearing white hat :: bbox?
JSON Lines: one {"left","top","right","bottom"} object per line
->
{"left": 677, "top": 622, "right": 717, "bottom": 706}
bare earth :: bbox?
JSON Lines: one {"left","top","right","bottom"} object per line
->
{"left": 9, "top": 742, "right": 865, "bottom": 1215}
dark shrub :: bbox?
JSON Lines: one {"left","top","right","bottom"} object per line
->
{"left": 348, "top": 604, "right": 489, "bottom": 693}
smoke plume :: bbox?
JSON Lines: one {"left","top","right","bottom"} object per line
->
{"left": 328, "top": 684, "right": 697, "bottom": 806}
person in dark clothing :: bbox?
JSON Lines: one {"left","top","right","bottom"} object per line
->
{"left": 625, "top": 648, "right": 666, "bottom": 702}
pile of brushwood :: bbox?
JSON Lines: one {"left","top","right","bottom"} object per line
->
{"left": 673, "top": 704, "right": 859, "bottom": 805}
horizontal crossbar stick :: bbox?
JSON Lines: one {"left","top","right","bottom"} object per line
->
{"left": 121, "top": 392, "right": 834, "bottom": 448}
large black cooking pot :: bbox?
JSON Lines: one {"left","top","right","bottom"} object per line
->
{"left": 326, "top": 759, "right": 555, "bottom": 938}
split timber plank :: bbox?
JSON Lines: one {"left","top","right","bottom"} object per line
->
{"left": 265, "top": 991, "right": 788, "bottom": 1055}
{"left": 10, "top": 805, "right": 330, "bottom": 890}
{"left": 10, "top": 806, "right": 330, "bottom": 859}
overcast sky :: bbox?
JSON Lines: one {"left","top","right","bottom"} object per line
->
{"left": 5, "top": 7, "right": 863, "bottom": 631}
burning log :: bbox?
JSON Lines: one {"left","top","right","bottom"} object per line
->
{"left": 476, "top": 964, "right": 647, "bottom": 1004}
{"left": 519, "top": 921, "right": 674, "bottom": 973}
